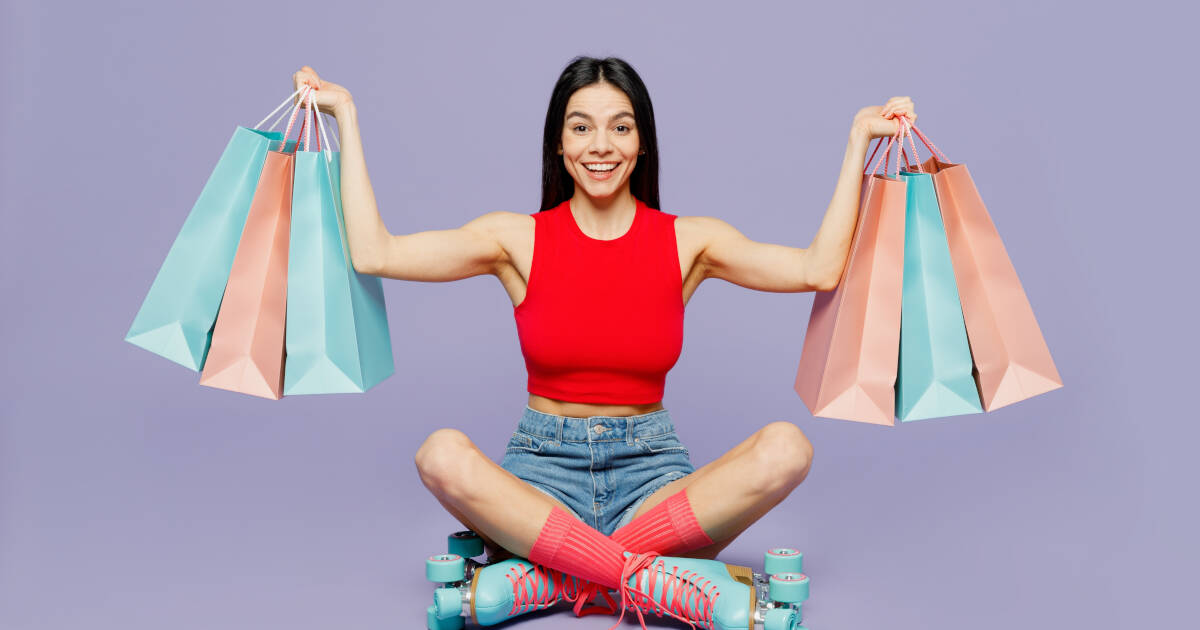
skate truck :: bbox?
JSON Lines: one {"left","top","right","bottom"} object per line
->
{"left": 425, "top": 530, "right": 811, "bottom": 630}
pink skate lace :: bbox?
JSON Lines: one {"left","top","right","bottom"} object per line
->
{"left": 609, "top": 552, "right": 720, "bottom": 630}
{"left": 508, "top": 553, "right": 721, "bottom": 630}
{"left": 504, "top": 561, "right": 586, "bottom": 615}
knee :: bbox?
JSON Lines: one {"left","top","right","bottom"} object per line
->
{"left": 414, "top": 428, "right": 477, "bottom": 498}
{"left": 752, "top": 421, "right": 814, "bottom": 495}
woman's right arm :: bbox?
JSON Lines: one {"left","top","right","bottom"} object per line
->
{"left": 334, "top": 100, "right": 513, "bottom": 281}
{"left": 296, "top": 67, "right": 510, "bottom": 282}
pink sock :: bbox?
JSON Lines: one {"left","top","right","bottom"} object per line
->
{"left": 610, "top": 487, "right": 713, "bottom": 555}
{"left": 527, "top": 506, "right": 628, "bottom": 589}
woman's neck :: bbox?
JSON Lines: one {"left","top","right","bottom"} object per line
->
{"left": 569, "top": 188, "right": 637, "bottom": 240}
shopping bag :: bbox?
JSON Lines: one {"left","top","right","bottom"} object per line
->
{"left": 895, "top": 140, "right": 984, "bottom": 421}
{"left": 124, "top": 96, "right": 294, "bottom": 370}
{"left": 198, "top": 93, "right": 316, "bottom": 399}
{"left": 794, "top": 125, "right": 909, "bottom": 425}
{"left": 906, "top": 125, "right": 1062, "bottom": 410}
{"left": 283, "top": 91, "right": 394, "bottom": 394}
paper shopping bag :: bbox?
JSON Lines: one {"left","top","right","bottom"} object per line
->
{"left": 125, "top": 126, "right": 282, "bottom": 370}
{"left": 912, "top": 150, "right": 1062, "bottom": 410}
{"left": 284, "top": 145, "right": 394, "bottom": 394}
{"left": 795, "top": 157, "right": 908, "bottom": 425}
{"left": 197, "top": 145, "right": 294, "bottom": 399}
{"left": 895, "top": 169, "right": 984, "bottom": 421}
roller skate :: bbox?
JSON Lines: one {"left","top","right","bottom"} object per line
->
{"left": 608, "top": 548, "right": 810, "bottom": 630}
{"left": 425, "top": 531, "right": 593, "bottom": 629}
{"left": 425, "top": 530, "right": 812, "bottom": 630}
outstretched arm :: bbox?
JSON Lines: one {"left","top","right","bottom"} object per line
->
{"left": 698, "top": 98, "right": 915, "bottom": 293}
{"left": 335, "top": 100, "right": 513, "bottom": 281}
{"left": 296, "top": 66, "right": 510, "bottom": 282}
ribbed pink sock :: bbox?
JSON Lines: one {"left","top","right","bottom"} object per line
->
{"left": 610, "top": 487, "right": 713, "bottom": 555}
{"left": 527, "top": 505, "right": 628, "bottom": 590}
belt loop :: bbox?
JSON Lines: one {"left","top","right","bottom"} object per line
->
{"left": 556, "top": 417, "right": 564, "bottom": 445}
{"left": 626, "top": 416, "right": 635, "bottom": 446}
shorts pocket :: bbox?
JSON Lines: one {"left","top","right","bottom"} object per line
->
{"left": 634, "top": 432, "right": 689, "bottom": 456}
{"left": 505, "top": 431, "right": 549, "bottom": 454}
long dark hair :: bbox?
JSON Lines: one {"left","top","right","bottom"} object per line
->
{"left": 539, "top": 56, "right": 661, "bottom": 211}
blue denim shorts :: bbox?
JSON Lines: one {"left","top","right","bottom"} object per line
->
{"left": 499, "top": 406, "right": 696, "bottom": 536}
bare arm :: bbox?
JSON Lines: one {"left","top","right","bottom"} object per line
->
{"left": 697, "top": 98, "right": 914, "bottom": 293}
{"left": 333, "top": 101, "right": 509, "bottom": 281}
{"left": 695, "top": 128, "right": 870, "bottom": 292}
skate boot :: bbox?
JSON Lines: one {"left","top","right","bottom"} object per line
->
{"left": 427, "top": 530, "right": 600, "bottom": 628}
{"left": 603, "top": 549, "right": 811, "bottom": 630}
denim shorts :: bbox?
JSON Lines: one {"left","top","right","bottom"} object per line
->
{"left": 499, "top": 406, "right": 696, "bottom": 536}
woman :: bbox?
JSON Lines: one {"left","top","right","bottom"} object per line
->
{"left": 293, "top": 57, "right": 914, "bottom": 621}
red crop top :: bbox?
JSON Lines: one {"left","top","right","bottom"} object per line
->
{"left": 513, "top": 197, "right": 685, "bottom": 404}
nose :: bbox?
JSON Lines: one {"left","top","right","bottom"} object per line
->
{"left": 588, "top": 130, "right": 612, "bottom": 155}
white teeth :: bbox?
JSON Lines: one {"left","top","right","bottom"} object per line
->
{"left": 584, "top": 163, "right": 617, "bottom": 172}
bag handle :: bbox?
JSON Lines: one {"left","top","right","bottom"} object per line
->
{"left": 254, "top": 87, "right": 308, "bottom": 131}
{"left": 865, "top": 115, "right": 917, "bottom": 177}
{"left": 276, "top": 86, "right": 324, "bottom": 154}
{"left": 314, "top": 88, "right": 337, "bottom": 162}
{"left": 294, "top": 90, "right": 323, "bottom": 153}
{"left": 904, "top": 121, "right": 949, "bottom": 164}
{"left": 280, "top": 86, "right": 311, "bottom": 153}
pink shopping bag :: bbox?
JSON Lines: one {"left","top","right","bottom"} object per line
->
{"left": 199, "top": 97, "right": 319, "bottom": 399}
{"left": 904, "top": 124, "right": 1062, "bottom": 410}
{"left": 794, "top": 125, "right": 912, "bottom": 425}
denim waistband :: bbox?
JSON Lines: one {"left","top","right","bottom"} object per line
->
{"left": 518, "top": 406, "right": 676, "bottom": 444}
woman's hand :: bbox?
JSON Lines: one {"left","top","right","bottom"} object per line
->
{"left": 852, "top": 96, "right": 917, "bottom": 139}
{"left": 292, "top": 66, "right": 354, "bottom": 117}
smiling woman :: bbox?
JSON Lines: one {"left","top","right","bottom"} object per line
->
{"left": 292, "top": 56, "right": 913, "bottom": 626}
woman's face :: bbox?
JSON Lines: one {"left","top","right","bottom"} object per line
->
{"left": 560, "top": 82, "right": 641, "bottom": 201}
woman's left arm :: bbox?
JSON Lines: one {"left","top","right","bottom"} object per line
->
{"left": 697, "top": 97, "right": 915, "bottom": 293}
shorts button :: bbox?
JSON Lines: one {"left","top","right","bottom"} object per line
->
{"left": 593, "top": 425, "right": 607, "bottom": 434}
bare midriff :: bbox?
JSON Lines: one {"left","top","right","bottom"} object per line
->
{"left": 527, "top": 393, "right": 665, "bottom": 419}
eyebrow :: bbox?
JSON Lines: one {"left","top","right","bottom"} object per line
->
{"left": 566, "top": 110, "right": 635, "bottom": 122}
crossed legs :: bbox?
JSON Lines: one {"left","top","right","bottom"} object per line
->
{"left": 414, "top": 420, "right": 814, "bottom": 561}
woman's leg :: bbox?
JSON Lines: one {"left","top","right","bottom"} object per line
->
{"left": 414, "top": 428, "right": 577, "bottom": 558}
{"left": 618, "top": 421, "right": 815, "bottom": 560}
{"left": 416, "top": 427, "right": 643, "bottom": 592}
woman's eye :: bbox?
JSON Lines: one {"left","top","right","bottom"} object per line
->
{"left": 573, "top": 124, "right": 588, "bottom": 133}
{"left": 615, "top": 125, "right": 630, "bottom": 133}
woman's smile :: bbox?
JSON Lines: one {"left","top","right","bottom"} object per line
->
{"left": 582, "top": 161, "right": 621, "bottom": 180}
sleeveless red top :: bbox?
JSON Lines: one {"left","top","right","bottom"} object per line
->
{"left": 514, "top": 197, "right": 685, "bottom": 404}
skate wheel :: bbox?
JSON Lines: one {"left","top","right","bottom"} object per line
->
{"left": 426, "top": 604, "right": 465, "bottom": 630}
{"left": 764, "top": 606, "right": 799, "bottom": 630}
{"left": 425, "top": 554, "right": 466, "bottom": 583}
{"left": 768, "top": 572, "right": 810, "bottom": 603}
{"left": 448, "top": 530, "right": 484, "bottom": 558}
{"left": 434, "top": 586, "right": 463, "bottom": 620}
{"left": 764, "top": 548, "right": 804, "bottom": 576}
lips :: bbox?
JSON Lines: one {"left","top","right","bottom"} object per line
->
{"left": 582, "top": 162, "right": 620, "bottom": 181}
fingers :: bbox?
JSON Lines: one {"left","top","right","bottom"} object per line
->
{"left": 293, "top": 65, "right": 322, "bottom": 90}
{"left": 880, "top": 96, "right": 915, "bottom": 121}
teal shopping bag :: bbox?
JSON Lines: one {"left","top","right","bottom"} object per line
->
{"left": 283, "top": 110, "right": 394, "bottom": 394}
{"left": 895, "top": 169, "right": 983, "bottom": 421}
{"left": 126, "top": 126, "right": 283, "bottom": 370}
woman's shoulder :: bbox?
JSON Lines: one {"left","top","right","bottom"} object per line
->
{"left": 464, "top": 210, "right": 534, "bottom": 235}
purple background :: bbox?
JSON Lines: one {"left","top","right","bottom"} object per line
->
{"left": 1, "top": 1, "right": 1191, "bottom": 629}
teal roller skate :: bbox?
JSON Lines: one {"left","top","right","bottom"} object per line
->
{"left": 611, "top": 549, "right": 810, "bottom": 630}
{"left": 427, "top": 532, "right": 591, "bottom": 627}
